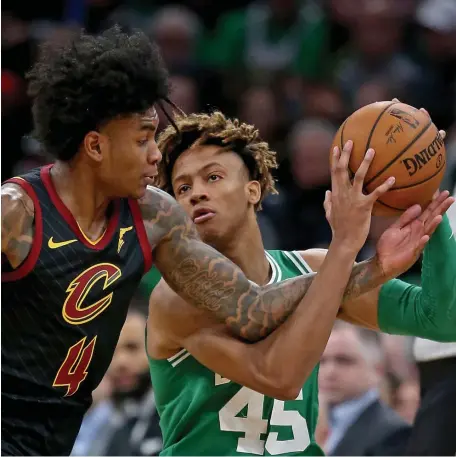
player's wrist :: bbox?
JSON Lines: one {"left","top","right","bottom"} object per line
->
{"left": 364, "top": 254, "right": 388, "bottom": 283}
{"left": 329, "top": 238, "right": 362, "bottom": 259}
{"left": 326, "top": 240, "right": 360, "bottom": 267}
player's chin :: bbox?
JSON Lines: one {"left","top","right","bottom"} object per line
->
{"left": 197, "top": 225, "right": 221, "bottom": 242}
{"left": 131, "top": 184, "right": 148, "bottom": 200}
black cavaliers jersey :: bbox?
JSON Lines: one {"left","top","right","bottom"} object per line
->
{"left": 1, "top": 165, "right": 153, "bottom": 456}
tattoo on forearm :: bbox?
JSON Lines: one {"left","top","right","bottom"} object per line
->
{"left": 343, "top": 258, "right": 382, "bottom": 302}
{"left": 141, "top": 189, "right": 384, "bottom": 342}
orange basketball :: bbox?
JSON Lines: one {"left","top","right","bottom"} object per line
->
{"left": 331, "top": 101, "right": 446, "bottom": 216}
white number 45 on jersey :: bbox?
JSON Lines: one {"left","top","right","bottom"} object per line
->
{"left": 217, "top": 375, "right": 310, "bottom": 455}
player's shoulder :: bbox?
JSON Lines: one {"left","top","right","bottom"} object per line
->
{"left": 137, "top": 186, "right": 187, "bottom": 227}
{"left": 1, "top": 182, "right": 35, "bottom": 219}
{"left": 2, "top": 182, "right": 36, "bottom": 265}
{"left": 137, "top": 185, "right": 195, "bottom": 249}
{"left": 138, "top": 186, "right": 177, "bottom": 215}
{"left": 294, "top": 248, "right": 328, "bottom": 271}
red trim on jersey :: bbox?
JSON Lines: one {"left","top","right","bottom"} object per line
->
{"left": 2, "top": 178, "right": 43, "bottom": 282}
{"left": 40, "top": 165, "right": 121, "bottom": 251}
{"left": 128, "top": 199, "right": 153, "bottom": 273}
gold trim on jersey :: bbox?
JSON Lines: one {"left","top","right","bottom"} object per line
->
{"left": 76, "top": 222, "right": 107, "bottom": 246}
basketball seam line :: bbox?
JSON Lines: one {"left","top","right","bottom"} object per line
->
{"left": 377, "top": 161, "right": 446, "bottom": 210}
{"left": 365, "top": 101, "right": 397, "bottom": 152}
{"left": 365, "top": 117, "right": 433, "bottom": 187}
{"left": 386, "top": 159, "right": 446, "bottom": 191}
{"left": 364, "top": 101, "right": 397, "bottom": 193}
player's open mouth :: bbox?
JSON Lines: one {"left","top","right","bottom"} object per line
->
{"left": 192, "top": 207, "right": 216, "bottom": 224}
{"left": 144, "top": 176, "right": 155, "bottom": 186}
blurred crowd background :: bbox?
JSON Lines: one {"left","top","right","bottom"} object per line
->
{"left": 2, "top": 0, "right": 456, "bottom": 455}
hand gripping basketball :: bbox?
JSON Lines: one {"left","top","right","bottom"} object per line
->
{"left": 331, "top": 100, "right": 447, "bottom": 216}
{"left": 325, "top": 140, "right": 396, "bottom": 253}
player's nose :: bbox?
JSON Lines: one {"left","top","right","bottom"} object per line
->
{"left": 189, "top": 181, "right": 210, "bottom": 205}
{"left": 190, "top": 191, "right": 209, "bottom": 205}
{"left": 147, "top": 142, "right": 162, "bottom": 165}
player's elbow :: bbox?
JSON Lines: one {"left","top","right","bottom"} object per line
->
{"left": 273, "top": 384, "right": 302, "bottom": 401}
{"left": 252, "top": 358, "right": 309, "bottom": 400}
{"left": 255, "top": 375, "right": 302, "bottom": 401}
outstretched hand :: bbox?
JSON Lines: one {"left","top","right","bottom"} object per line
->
{"left": 376, "top": 190, "right": 455, "bottom": 279}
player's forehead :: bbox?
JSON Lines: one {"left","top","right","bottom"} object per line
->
{"left": 136, "top": 106, "right": 159, "bottom": 128}
{"left": 171, "top": 144, "right": 243, "bottom": 182}
{"left": 105, "top": 106, "right": 158, "bottom": 132}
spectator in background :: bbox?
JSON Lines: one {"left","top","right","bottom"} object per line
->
{"left": 353, "top": 79, "right": 393, "bottom": 111}
{"left": 71, "top": 377, "right": 114, "bottom": 456}
{"left": 239, "top": 86, "right": 280, "bottom": 147}
{"left": 146, "top": 4, "right": 202, "bottom": 73}
{"left": 412, "top": 0, "right": 456, "bottom": 130}
{"left": 303, "top": 84, "right": 345, "bottom": 126}
{"left": 157, "top": 73, "right": 200, "bottom": 129}
{"left": 392, "top": 378, "right": 420, "bottom": 425}
{"left": 208, "top": 0, "right": 328, "bottom": 83}
{"left": 263, "top": 118, "right": 335, "bottom": 251}
{"left": 146, "top": 5, "right": 226, "bottom": 121}
{"left": 333, "top": 0, "right": 423, "bottom": 111}
{"left": 85, "top": 298, "right": 162, "bottom": 456}
{"left": 319, "top": 321, "right": 410, "bottom": 456}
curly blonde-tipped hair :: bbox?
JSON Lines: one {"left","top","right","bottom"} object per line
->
{"left": 156, "top": 111, "right": 278, "bottom": 210}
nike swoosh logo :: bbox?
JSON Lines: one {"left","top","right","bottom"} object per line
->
{"left": 48, "top": 237, "right": 78, "bottom": 249}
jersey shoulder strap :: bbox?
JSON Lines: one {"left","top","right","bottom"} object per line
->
{"left": 266, "top": 250, "right": 313, "bottom": 275}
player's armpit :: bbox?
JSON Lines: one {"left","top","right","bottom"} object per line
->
{"left": 181, "top": 326, "right": 297, "bottom": 401}
{"left": 1, "top": 184, "right": 35, "bottom": 268}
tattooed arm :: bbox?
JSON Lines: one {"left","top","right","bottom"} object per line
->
{"left": 1, "top": 184, "right": 35, "bottom": 268}
{"left": 140, "top": 187, "right": 386, "bottom": 342}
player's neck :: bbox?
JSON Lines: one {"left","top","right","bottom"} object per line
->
{"left": 50, "top": 160, "right": 112, "bottom": 232}
{"left": 219, "top": 217, "right": 271, "bottom": 286}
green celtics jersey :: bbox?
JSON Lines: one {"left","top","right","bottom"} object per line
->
{"left": 149, "top": 250, "right": 324, "bottom": 456}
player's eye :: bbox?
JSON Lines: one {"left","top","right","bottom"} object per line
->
{"left": 178, "top": 185, "right": 191, "bottom": 195}
{"left": 208, "top": 174, "right": 221, "bottom": 182}
{"left": 137, "top": 138, "right": 149, "bottom": 146}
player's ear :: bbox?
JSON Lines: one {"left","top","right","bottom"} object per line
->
{"left": 83, "top": 131, "right": 106, "bottom": 163}
{"left": 246, "top": 180, "right": 261, "bottom": 206}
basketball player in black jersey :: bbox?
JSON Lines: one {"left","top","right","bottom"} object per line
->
{"left": 0, "top": 26, "right": 436, "bottom": 456}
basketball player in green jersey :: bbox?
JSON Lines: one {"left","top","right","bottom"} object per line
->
{"left": 147, "top": 112, "right": 455, "bottom": 456}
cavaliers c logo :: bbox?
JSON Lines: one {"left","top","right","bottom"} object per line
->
{"left": 63, "top": 263, "right": 122, "bottom": 325}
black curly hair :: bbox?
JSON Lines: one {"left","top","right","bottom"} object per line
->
{"left": 27, "top": 25, "right": 178, "bottom": 161}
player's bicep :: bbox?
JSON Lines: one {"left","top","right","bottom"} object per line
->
{"left": 154, "top": 234, "right": 252, "bottom": 316}
{"left": 1, "top": 184, "right": 35, "bottom": 267}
